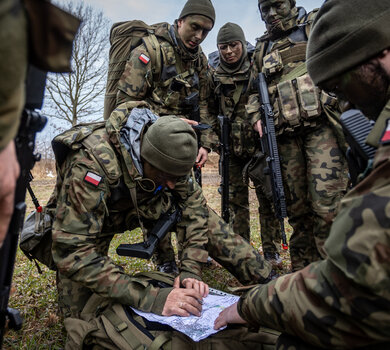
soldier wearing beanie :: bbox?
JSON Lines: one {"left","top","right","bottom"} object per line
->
{"left": 214, "top": 1, "right": 390, "bottom": 349}
{"left": 245, "top": 0, "right": 349, "bottom": 272}
{"left": 50, "top": 107, "right": 276, "bottom": 347}
{"left": 113, "top": 0, "right": 217, "bottom": 273}
{"left": 207, "top": 22, "right": 282, "bottom": 268}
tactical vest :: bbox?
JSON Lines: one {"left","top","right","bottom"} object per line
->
{"left": 253, "top": 9, "right": 337, "bottom": 135}
{"left": 211, "top": 58, "right": 258, "bottom": 158}
{"left": 143, "top": 25, "right": 207, "bottom": 118}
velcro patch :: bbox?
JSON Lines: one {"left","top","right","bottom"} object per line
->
{"left": 84, "top": 171, "right": 102, "bottom": 187}
{"left": 380, "top": 118, "right": 390, "bottom": 145}
{"left": 139, "top": 53, "right": 150, "bottom": 65}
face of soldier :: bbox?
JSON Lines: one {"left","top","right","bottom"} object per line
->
{"left": 218, "top": 41, "right": 243, "bottom": 65}
{"left": 259, "top": 0, "right": 292, "bottom": 26}
{"left": 320, "top": 56, "right": 390, "bottom": 120}
{"left": 143, "top": 161, "right": 179, "bottom": 191}
{"left": 177, "top": 15, "right": 213, "bottom": 50}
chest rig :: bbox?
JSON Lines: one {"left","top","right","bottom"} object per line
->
{"left": 254, "top": 10, "right": 327, "bottom": 135}
{"left": 147, "top": 27, "right": 204, "bottom": 117}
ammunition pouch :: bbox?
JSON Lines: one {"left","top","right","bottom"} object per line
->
{"left": 230, "top": 120, "right": 257, "bottom": 158}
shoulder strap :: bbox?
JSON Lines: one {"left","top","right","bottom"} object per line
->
{"left": 143, "top": 34, "right": 162, "bottom": 81}
{"left": 279, "top": 62, "right": 307, "bottom": 83}
{"left": 253, "top": 39, "right": 268, "bottom": 71}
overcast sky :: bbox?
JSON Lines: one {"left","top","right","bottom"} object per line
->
{"left": 64, "top": 0, "right": 325, "bottom": 56}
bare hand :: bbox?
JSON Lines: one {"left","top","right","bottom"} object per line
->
{"left": 0, "top": 141, "right": 20, "bottom": 249}
{"left": 182, "top": 278, "right": 209, "bottom": 298}
{"left": 196, "top": 147, "right": 208, "bottom": 167}
{"left": 253, "top": 120, "right": 263, "bottom": 138}
{"left": 180, "top": 118, "right": 199, "bottom": 126}
{"left": 214, "top": 302, "right": 246, "bottom": 330}
{"left": 162, "top": 277, "right": 203, "bottom": 317}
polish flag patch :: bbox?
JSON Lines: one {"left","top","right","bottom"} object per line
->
{"left": 84, "top": 171, "right": 102, "bottom": 187}
{"left": 380, "top": 119, "right": 390, "bottom": 145}
{"left": 139, "top": 53, "right": 150, "bottom": 65}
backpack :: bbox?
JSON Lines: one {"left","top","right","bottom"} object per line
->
{"left": 103, "top": 20, "right": 166, "bottom": 120}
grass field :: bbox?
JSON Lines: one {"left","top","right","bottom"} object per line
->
{"left": 3, "top": 163, "right": 292, "bottom": 349}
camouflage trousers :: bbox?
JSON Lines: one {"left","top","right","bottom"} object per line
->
{"left": 155, "top": 205, "right": 272, "bottom": 285}
{"left": 276, "top": 333, "right": 390, "bottom": 350}
{"left": 228, "top": 154, "right": 281, "bottom": 254}
{"left": 278, "top": 122, "right": 348, "bottom": 271}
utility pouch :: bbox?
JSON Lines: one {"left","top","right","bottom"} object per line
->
{"left": 231, "top": 121, "right": 256, "bottom": 158}
{"left": 24, "top": 0, "right": 81, "bottom": 72}
{"left": 263, "top": 50, "right": 283, "bottom": 76}
{"left": 19, "top": 206, "right": 56, "bottom": 272}
{"left": 276, "top": 80, "right": 300, "bottom": 127}
{"left": 296, "top": 74, "right": 321, "bottom": 119}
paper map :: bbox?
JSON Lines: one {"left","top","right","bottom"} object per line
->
{"left": 132, "top": 289, "right": 239, "bottom": 342}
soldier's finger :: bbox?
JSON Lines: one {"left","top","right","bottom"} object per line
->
{"left": 173, "top": 276, "right": 180, "bottom": 289}
{"left": 181, "top": 300, "right": 201, "bottom": 317}
{"left": 183, "top": 295, "right": 202, "bottom": 313}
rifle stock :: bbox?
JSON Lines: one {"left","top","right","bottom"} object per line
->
{"left": 218, "top": 115, "right": 230, "bottom": 223}
{"left": 258, "top": 73, "right": 288, "bottom": 250}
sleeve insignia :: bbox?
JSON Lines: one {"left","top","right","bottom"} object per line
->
{"left": 139, "top": 53, "right": 150, "bottom": 65}
{"left": 84, "top": 171, "right": 103, "bottom": 187}
{"left": 380, "top": 118, "right": 390, "bottom": 145}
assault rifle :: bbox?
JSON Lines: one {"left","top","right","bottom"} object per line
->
{"left": 218, "top": 115, "right": 230, "bottom": 223}
{"left": 184, "top": 92, "right": 211, "bottom": 186}
{"left": 0, "top": 67, "right": 47, "bottom": 347}
{"left": 258, "top": 73, "right": 288, "bottom": 250}
{"left": 339, "top": 109, "right": 376, "bottom": 187}
{"left": 116, "top": 205, "right": 182, "bottom": 259}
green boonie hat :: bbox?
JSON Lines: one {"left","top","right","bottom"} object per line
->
{"left": 217, "top": 22, "right": 246, "bottom": 45}
{"left": 179, "top": 0, "right": 216, "bottom": 24}
{"left": 307, "top": 0, "right": 390, "bottom": 85}
{"left": 141, "top": 116, "right": 197, "bottom": 176}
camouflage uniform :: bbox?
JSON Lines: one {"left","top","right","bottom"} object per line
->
{"left": 51, "top": 104, "right": 272, "bottom": 320}
{"left": 116, "top": 22, "right": 214, "bottom": 266}
{"left": 208, "top": 53, "right": 281, "bottom": 253}
{"left": 237, "top": 97, "right": 390, "bottom": 348}
{"left": 246, "top": 7, "right": 348, "bottom": 271}
{"left": 0, "top": 0, "right": 27, "bottom": 150}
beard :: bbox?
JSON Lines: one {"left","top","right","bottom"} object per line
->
{"left": 357, "top": 62, "right": 389, "bottom": 120}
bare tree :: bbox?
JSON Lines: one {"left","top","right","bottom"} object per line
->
{"left": 44, "top": 1, "right": 110, "bottom": 126}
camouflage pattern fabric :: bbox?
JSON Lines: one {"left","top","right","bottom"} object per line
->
{"left": 51, "top": 104, "right": 272, "bottom": 319}
{"left": 208, "top": 55, "right": 281, "bottom": 253}
{"left": 237, "top": 98, "right": 390, "bottom": 349}
{"left": 116, "top": 22, "right": 214, "bottom": 150}
{"left": 246, "top": 8, "right": 348, "bottom": 271}
{"left": 0, "top": 0, "right": 27, "bottom": 150}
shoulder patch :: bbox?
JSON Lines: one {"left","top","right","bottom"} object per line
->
{"left": 84, "top": 171, "right": 103, "bottom": 187}
{"left": 380, "top": 119, "right": 390, "bottom": 145}
{"left": 139, "top": 53, "right": 150, "bottom": 65}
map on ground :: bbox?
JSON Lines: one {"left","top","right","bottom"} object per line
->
{"left": 132, "top": 289, "right": 239, "bottom": 342}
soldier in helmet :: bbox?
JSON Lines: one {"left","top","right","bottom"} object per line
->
{"left": 207, "top": 22, "right": 282, "bottom": 267}
{"left": 114, "top": 0, "right": 217, "bottom": 274}
{"left": 245, "top": 0, "right": 349, "bottom": 271}
{"left": 215, "top": 0, "right": 390, "bottom": 348}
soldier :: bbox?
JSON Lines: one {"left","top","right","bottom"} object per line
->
{"left": 51, "top": 107, "right": 274, "bottom": 347}
{"left": 207, "top": 22, "right": 282, "bottom": 267}
{"left": 115, "top": 0, "right": 217, "bottom": 273}
{"left": 245, "top": 0, "right": 349, "bottom": 271}
{"left": 0, "top": 0, "right": 26, "bottom": 248}
{"left": 214, "top": 0, "right": 390, "bottom": 348}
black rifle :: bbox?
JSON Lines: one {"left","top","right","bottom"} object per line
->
{"left": 0, "top": 67, "right": 47, "bottom": 347}
{"left": 218, "top": 115, "right": 230, "bottom": 223}
{"left": 184, "top": 92, "right": 211, "bottom": 187}
{"left": 339, "top": 109, "right": 376, "bottom": 187}
{"left": 258, "top": 73, "right": 288, "bottom": 250}
{"left": 116, "top": 205, "right": 182, "bottom": 259}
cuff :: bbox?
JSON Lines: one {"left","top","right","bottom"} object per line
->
{"left": 150, "top": 287, "right": 173, "bottom": 315}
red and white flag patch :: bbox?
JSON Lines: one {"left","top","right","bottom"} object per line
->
{"left": 84, "top": 171, "right": 102, "bottom": 187}
{"left": 380, "top": 119, "right": 390, "bottom": 144}
{"left": 139, "top": 53, "right": 150, "bottom": 65}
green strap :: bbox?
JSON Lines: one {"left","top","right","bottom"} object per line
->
{"left": 135, "top": 271, "right": 175, "bottom": 286}
{"left": 279, "top": 62, "right": 307, "bottom": 83}
{"left": 103, "top": 308, "right": 145, "bottom": 350}
{"left": 148, "top": 333, "right": 171, "bottom": 350}
{"left": 232, "top": 82, "right": 244, "bottom": 106}
{"left": 143, "top": 34, "right": 162, "bottom": 81}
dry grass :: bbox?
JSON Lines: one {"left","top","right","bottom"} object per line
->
{"left": 3, "top": 160, "right": 292, "bottom": 349}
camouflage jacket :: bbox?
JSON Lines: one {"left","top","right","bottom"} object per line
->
{"left": 238, "top": 98, "right": 390, "bottom": 348}
{"left": 51, "top": 104, "right": 210, "bottom": 318}
{"left": 116, "top": 22, "right": 213, "bottom": 150}
{"left": 208, "top": 55, "right": 259, "bottom": 158}
{"left": 246, "top": 8, "right": 340, "bottom": 136}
